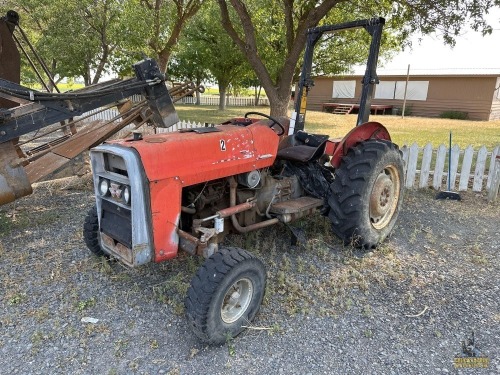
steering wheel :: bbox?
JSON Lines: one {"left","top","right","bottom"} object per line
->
{"left": 244, "top": 111, "right": 285, "bottom": 136}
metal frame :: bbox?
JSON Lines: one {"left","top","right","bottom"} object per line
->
{"left": 0, "top": 58, "right": 178, "bottom": 143}
{"left": 293, "top": 17, "right": 385, "bottom": 133}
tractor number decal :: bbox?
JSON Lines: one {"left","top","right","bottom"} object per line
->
{"left": 220, "top": 139, "right": 226, "bottom": 151}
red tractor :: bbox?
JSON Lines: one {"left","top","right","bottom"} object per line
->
{"left": 84, "top": 17, "right": 404, "bottom": 344}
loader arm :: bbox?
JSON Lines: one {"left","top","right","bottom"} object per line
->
{"left": 0, "top": 59, "right": 178, "bottom": 143}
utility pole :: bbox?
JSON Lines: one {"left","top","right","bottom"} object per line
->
{"left": 402, "top": 64, "right": 410, "bottom": 119}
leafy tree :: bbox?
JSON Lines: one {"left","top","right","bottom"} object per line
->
{"left": 2, "top": 0, "right": 125, "bottom": 86}
{"left": 217, "top": 0, "right": 499, "bottom": 117}
{"left": 120, "top": 0, "right": 204, "bottom": 73}
{"left": 3, "top": 0, "right": 205, "bottom": 85}
{"left": 171, "top": 3, "right": 251, "bottom": 110}
{"left": 168, "top": 45, "right": 210, "bottom": 105}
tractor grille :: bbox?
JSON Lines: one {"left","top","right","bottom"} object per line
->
{"left": 90, "top": 144, "right": 154, "bottom": 267}
{"left": 100, "top": 199, "right": 132, "bottom": 249}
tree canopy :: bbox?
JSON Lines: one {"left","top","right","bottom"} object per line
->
{"left": 217, "top": 0, "right": 500, "bottom": 116}
{"left": 2, "top": 0, "right": 498, "bottom": 116}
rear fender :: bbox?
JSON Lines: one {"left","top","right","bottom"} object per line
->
{"left": 330, "top": 121, "right": 391, "bottom": 168}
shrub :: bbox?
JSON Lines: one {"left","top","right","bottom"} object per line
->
{"left": 393, "top": 105, "right": 412, "bottom": 116}
{"left": 439, "top": 111, "right": 468, "bottom": 120}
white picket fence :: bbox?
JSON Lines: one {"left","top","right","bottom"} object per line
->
{"left": 80, "top": 95, "right": 269, "bottom": 122}
{"left": 401, "top": 143, "right": 500, "bottom": 197}
{"left": 177, "top": 95, "right": 270, "bottom": 106}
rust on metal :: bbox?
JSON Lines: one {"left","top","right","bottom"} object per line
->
{"left": 227, "top": 177, "right": 279, "bottom": 233}
{"left": 269, "top": 196, "right": 323, "bottom": 214}
{"left": 101, "top": 233, "right": 134, "bottom": 265}
{"left": 0, "top": 11, "right": 20, "bottom": 109}
{"left": 178, "top": 229, "right": 202, "bottom": 255}
{"left": 24, "top": 105, "right": 144, "bottom": 183}
{"left": 24, "top": 152, "right": 68, "bottom": 183}
{"left": 0, "top": 141, "right": 32, "bottom": 205}
{"left": 216, "top": 201, "right": 255, "bottom": 218}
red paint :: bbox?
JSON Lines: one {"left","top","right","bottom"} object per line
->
{"left": 112, "top": 123, "right": 278, "bottom": 185}
{"left": 324, "top": 140, "right": 339, "bottom": 156}
{"left": 148, "top": 178, "right": 181, "bottom": 262}
{"left": 330, "top": 122, "right": 391, "bottom": 168}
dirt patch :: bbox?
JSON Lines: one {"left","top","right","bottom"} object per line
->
{"left": 0, "top": 180, "right": 498, "bottom": 374}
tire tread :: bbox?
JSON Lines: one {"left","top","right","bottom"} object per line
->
{"left": 328, "top": 140, "right": 403, "bottom": 248}
{"left": 185, "top": 247, "right": 264, "bottom": 344}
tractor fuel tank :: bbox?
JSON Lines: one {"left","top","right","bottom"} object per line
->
{"left": 109, "top": 122, "right": 280, "bottom": 185}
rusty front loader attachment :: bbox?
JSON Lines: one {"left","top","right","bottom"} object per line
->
{"left": 0, "top": 10, "right": 187, "bottom": 206}
{"left": 0, "top": 141, "right": 32, "bottom": 205}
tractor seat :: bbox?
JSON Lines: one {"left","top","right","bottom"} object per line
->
{"left": 277, "top": 131, "right": 329, "bottom": 163}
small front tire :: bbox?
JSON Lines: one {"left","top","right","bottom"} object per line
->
{"left": 83, "top": 205, "right": 106, "bottom": 256}
{"left": 185, "top": 247, "right": 266, "bottom": 344}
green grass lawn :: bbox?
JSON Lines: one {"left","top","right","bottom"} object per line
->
{"left": 175, "top": 105, "right": 500, "bottom": 149}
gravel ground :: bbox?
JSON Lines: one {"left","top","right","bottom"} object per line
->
{"left": 0, "top": 178, "right": 499, "bottom": 375}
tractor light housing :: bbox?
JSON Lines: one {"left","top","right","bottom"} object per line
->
{"left": 99, "top": 178, "right": 110, "bottom": 196}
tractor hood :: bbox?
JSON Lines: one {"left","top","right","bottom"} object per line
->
{"left": 107, "top": 122, "right": 279, "bottom": 186}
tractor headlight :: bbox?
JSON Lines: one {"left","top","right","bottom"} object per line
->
{"left": 123, "top": 186, "right": 131, "bottom": 204}
{"left": 99, "top": 178, "right": 110, "bottom": 196}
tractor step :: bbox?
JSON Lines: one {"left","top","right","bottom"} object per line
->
{"left": 269, "top": 196, "right": 323, "bottom": 214}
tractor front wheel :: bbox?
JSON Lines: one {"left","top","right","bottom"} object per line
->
{"left": 83, "top": 205, "right": 106, "bottom": 256}
{"left": 185, "top": 247, "right": 266, "bottom": 344}
{"left": 328, "top": 140, "right": 404, "bottom": 248}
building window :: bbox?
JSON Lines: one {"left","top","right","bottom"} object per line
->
{"left": 375, "top": 80, "right": 429, "bottom": 101}
{"left": 374, "top": 81, "right": 396, "bottom": 99}
{"left": 395, "top": 81, "right": 429, "bottom": 100}
{"left": 332, "top": 80, "right": 355, "bottom": 99}
{"left": 496, "top": 78, "right": 500, "bottom": 100}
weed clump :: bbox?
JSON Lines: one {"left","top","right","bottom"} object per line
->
{"left": 439, "top": 111, "right": 468, "bottom": 120}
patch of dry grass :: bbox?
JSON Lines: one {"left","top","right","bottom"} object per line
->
{"left": 174, "top": 105, "right": 500, "bottom": 149}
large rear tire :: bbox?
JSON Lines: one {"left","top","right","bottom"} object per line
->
{"left": 185, "top": 247, "right": 266, "bottom": 344}
{"left": 83, "top": 205, "right": 106, "bottom": 256}
{"left": 328, "top": 140, "right": 404, "bottom": 248}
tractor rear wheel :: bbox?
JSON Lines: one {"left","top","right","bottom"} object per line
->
{"left": 328, "top": 140, "right": 404, "bottom": 248}
{"left": 83, "top": 205, "right": 106, "bottom": 256}
{"left": 185, "top": 247, "right": 266, "bottom": 344}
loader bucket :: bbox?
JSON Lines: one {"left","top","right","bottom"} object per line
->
{"left": 0, "top": 141, "right": 32, "bottom": 205}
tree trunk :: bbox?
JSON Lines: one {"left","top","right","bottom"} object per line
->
{"left": 219, "top": 85, "right": 227, "bottom": 110}
{"left": 196, "top": 77, "right": 201, "bottom": 105}
{"left": 268, "top": 90, "right": 292, "bottom": 118}
{"left": 84, "top": 65, "right": 91, "bottom": 86}
{"left": 217, "top": 0, "right": 338, "bottom": 119}
{"left": 158, "top": 50, "right": 170, "bottom": 74}
{"left": 254, "top": 85, "right": 262, "bottom": 106}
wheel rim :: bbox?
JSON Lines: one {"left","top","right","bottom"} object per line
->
{"left": 221, "top": 278, "right": 254, "bottom": 324}
{"left": 369, "top": 164, "right": 401, "bottom": 230}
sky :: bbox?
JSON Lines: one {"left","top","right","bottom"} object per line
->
{"left": 355, "top": 7, "right": 500, "bottom": 75}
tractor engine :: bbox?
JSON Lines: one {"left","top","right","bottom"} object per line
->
{"left": 181, "top": 170, "right": 305, "bottom": 231}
